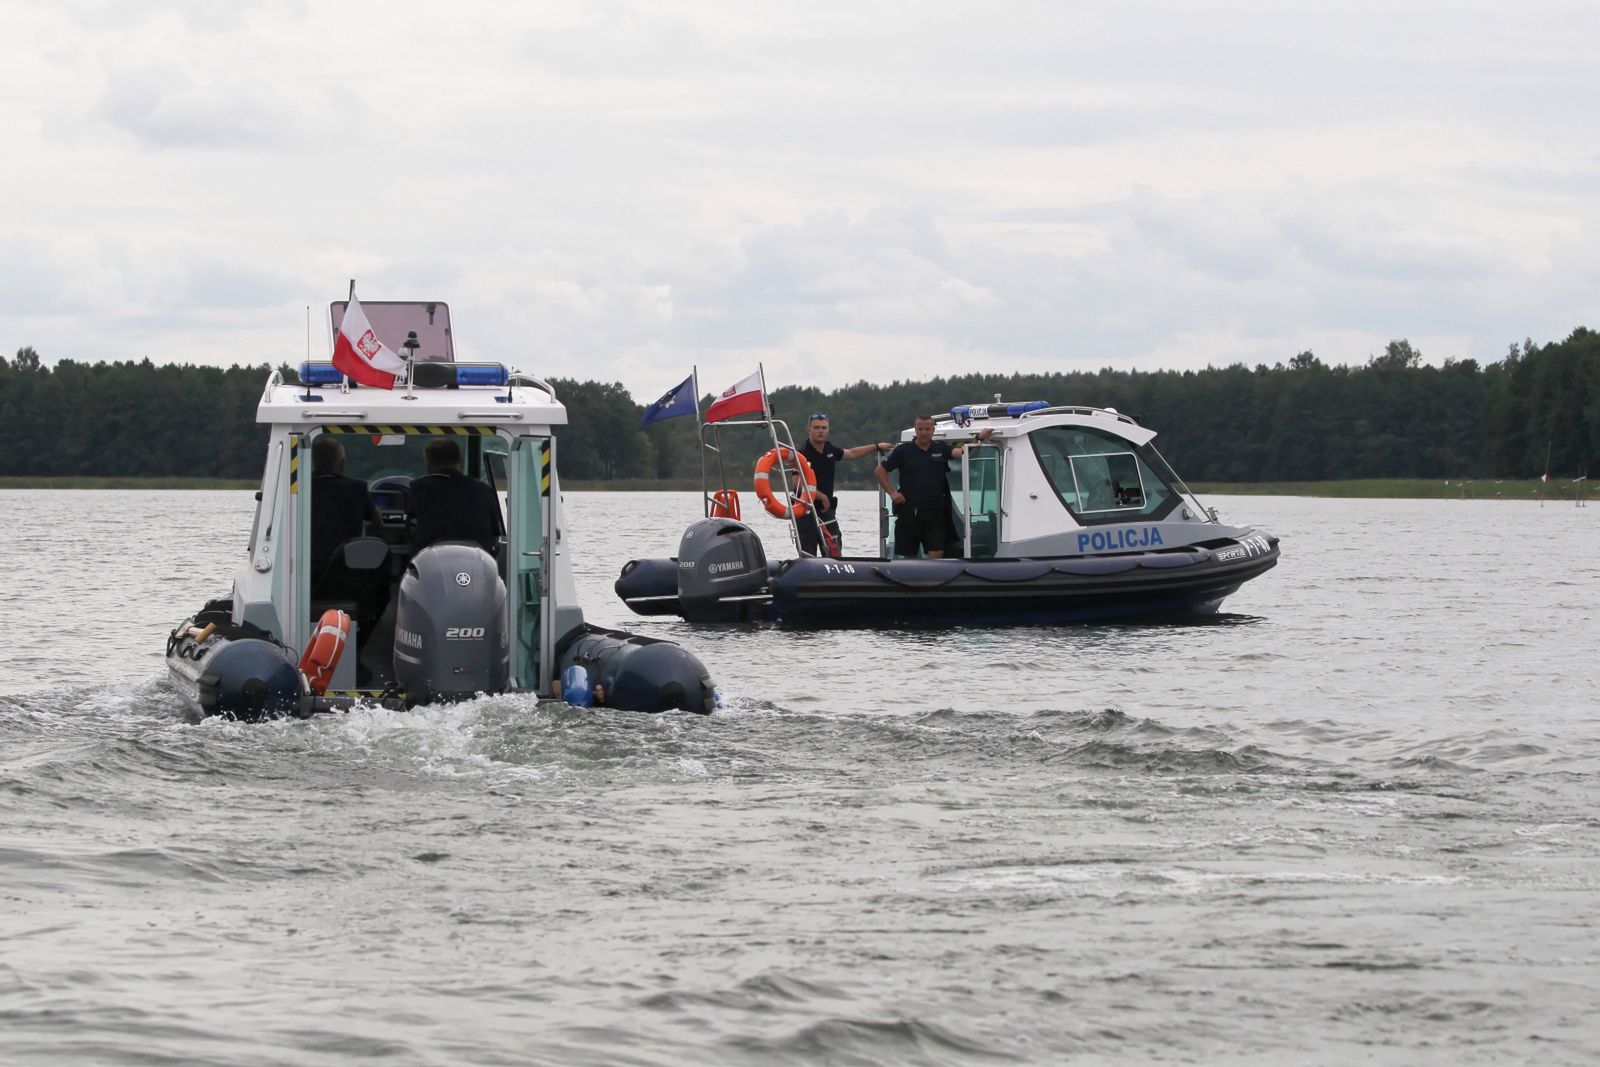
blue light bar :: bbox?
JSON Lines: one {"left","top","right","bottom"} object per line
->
{"left": 295, "top": 362, "right": 509, "bottom": 388}
{"left": 454, "top": 363, "right": 508, "bottom": 386}
{"left": 299, "top": 362, "right": 345, "bottom": 386}
{"left": 950, "top": 400, "right": 1050, "bottom": 421}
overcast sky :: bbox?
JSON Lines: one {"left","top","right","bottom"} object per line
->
{"left": 4, "top": 1, "right": 1596, "bottom": 400}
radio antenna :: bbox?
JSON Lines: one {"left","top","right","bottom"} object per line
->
{"left": 1541, "top": 439, "right": 1552, "bottom": 507}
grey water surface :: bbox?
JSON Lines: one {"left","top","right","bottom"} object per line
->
{"left": 1, "top": 489, "right": 1596, "bottom": 1065}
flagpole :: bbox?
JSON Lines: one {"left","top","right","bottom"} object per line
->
{"left": 757, "top": 362, "right": 802, "bottom": 555}
{"left": 693, "top": 366, "right": 710, "bottom": 517}
{"left": 341, "top": 279, "right": 356, "bottom": 394}
{"left": 711, "top": 370, "right": 730, "bottom": 510}
{"left": 1542, "top": 439, "right": 1551, "bottom": 507}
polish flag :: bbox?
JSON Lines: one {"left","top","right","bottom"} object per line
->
{"left": 332, "top": 292, "right": 408, "bottom": 389}
{"left": 704, "top": 370, "right": 765, "bottom": 423}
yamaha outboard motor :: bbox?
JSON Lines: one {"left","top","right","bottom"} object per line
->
{"left": 675, "top": 518, "right": 769, "bottom": 623}
{"left": 393, "top": 542, "right": 509, "bottom": 704}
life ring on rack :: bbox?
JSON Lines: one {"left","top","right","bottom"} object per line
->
{"left": 752, "top": 447, "right": 817, "bottom": 520}
{"left": 298, "top": 609, "right": 351, "bottom": 695}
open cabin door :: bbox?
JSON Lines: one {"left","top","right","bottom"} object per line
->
{"left": 879, "top": 442, "right": 1005, "bottom": 560}
{"left": 285, "top": 431, "right": 309, "bottom": 650}
{"left": 507, "top": 435, "right": 549, "bottom": 693}
{"left": 956, "top": 444, "right": 1003, "bottom": 559}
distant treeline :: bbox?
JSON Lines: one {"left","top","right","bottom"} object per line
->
{"left": 2, "top": 329, "right": 1596, "bottom": 485}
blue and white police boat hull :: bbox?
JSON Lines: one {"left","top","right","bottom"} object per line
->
{"left": 616, "top": 401, "right": 1280, "bottom": 627}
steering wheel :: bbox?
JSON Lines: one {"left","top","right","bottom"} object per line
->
{"left": 369, "top": 475, "right": 412, "bottom": 504}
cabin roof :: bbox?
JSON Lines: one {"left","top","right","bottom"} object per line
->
{"left": 255, "top": 368, "right": 568, "bottom": 429}
{"left": 921, "top": 403, "right": 1157, "bottom": 446}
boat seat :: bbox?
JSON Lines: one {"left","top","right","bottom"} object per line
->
{"left": 334, "top": 536, "right": 390, "bottom": 572}
{"left": 311, "top": 537, "right": 392, "bottom": 648}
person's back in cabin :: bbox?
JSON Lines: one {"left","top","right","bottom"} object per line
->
{"left": 407, "top": 437, "right": 501, "bottom": 554}
{"left": 310, "top": 436, "right": 379, "bottom": 576}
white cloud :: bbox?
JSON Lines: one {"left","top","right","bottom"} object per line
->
{"left": 1, "top": 0, "right": 1596, "bottom": 398}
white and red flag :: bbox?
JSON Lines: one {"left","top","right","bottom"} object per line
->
{"left": 332, "top": 292, "right": 408, "bottom": 389}
{"left": 704, "top": 370, "right": 765, "bottom": 423}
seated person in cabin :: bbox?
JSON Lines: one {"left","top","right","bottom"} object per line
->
{"left": 875, "top": 415, "right": 992, "bottom": 560}
{"left": 407, "top": 437, "right": 502, "bottom": 554}
{"left": 310, "top": 436, "right": 380, "bottom": 577}
{"left": 310, "top": 436, "right": 387, "bottom": 662}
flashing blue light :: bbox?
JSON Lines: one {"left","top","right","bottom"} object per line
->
{"left": 455, "top": 363, "right": 509, "bottom": 386}
{"left": 295, "top": 362, "right": 509, "bottom": 388}
{"left": 950, "top": 400, "right": 1050, "bottom": 421}
{"left": 299, "top": 362, "right": 345, "bottom": 386}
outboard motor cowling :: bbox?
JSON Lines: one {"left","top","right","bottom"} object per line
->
{"left": 675, "top": 518, "right": 769, "bottom": 623}
{"left": 394, "top": 542, "right": 509, "bottom": 704}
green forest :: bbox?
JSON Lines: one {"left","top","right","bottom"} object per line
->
{"left": 2, "top": 329, "right": 1596, "bottom": 486}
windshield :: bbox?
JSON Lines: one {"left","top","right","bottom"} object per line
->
{"left": 330, "top": 431, "right": 507, "bottom": 485}
{"left": 1030, "top": 425, "right": 1178, "bottom": 524}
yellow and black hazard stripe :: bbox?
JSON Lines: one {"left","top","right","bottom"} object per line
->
{"left": 318, "top": 424, "right": 498, "bottom": 436}
{"left": 541, "top": 439, "right": 552, "bottom": 496}
{"left": 289, "top": 434, "right": 300, "bottom": 495}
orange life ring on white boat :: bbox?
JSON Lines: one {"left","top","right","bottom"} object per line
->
{"left": 752, "top": 447, "right": 817, "bottom": 520}
{"left": 299, "top": 608, "right": 351, "bottom": 695}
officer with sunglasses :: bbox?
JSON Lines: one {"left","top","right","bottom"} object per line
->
{"left": 797, "top": 411, "right": 893, "bottom": 557}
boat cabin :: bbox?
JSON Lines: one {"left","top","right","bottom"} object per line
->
{"left": 233, "top": 301, "right": 582, "bottom": 696}
{"left": 887, "top": 401, "right": 1217, "bottom": 559}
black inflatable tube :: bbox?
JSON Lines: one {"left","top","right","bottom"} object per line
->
{"left": 554, "top": 624, "right": 716, "bottom": 714}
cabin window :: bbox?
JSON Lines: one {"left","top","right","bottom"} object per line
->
{"left": 1030, "top": 426, "right": 1177, "bottom": 524}
{"left": 311, "top": 430, "right": 507, "bottom": 537}
{"left": 330, "top": 432, "right": 501, "bottom": 486}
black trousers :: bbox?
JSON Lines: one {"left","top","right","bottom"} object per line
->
{"left": 893, "top": 500, "right": 949, "bottom": 557}
{"left": 798, "top": 508, "right": 841, "bottom": 557}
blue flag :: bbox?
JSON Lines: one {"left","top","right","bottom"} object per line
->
{"left": 639, "top": 373, "right": 697, "bottom": 427}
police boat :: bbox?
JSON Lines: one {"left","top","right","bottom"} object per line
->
{"left": 167, "top": 299, "right": 716, "bottom": 721}
{"left": 615, "top": 400, "right": 1279, "bottom": 627}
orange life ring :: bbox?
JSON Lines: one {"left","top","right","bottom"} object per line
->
{"left": 752, "top": 447, "right": 817, "bottom": 520}
{"left": 299, "top": 608, "right": 351, "bottom": 695}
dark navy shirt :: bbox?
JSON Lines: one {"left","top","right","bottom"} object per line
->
{"left": 883, "top": 441, "right": 954, "bottom": 505}
{"left": 800, "top": 440, "right": 846, "bottom": 505}
{"left": 408, "top": 469, "right": 502, "bottom": 553}
{"left": 311, "top": 472, "right": 377, "bottom": 568}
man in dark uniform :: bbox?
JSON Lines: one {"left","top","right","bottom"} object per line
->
{"left": 796, "top": 412, "right": 893, "bottom": 557}
{"left": 310, "top": 437, "right": 387, "bottom": 669}
{"left": 875, "top": 415, "right": 992, "bottom": 559}
{"left": 407, "top": 437, "right": 502, "bottom": 554}
{"left": 310, "top": 436, "right": 380, "bottom": 577}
